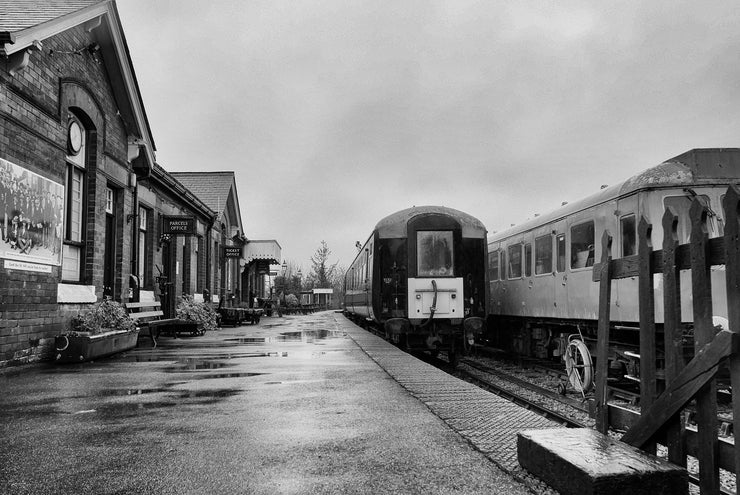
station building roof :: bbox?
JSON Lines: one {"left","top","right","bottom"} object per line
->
{"left": 0, "top": 0, "right": 157, "bottom": 176}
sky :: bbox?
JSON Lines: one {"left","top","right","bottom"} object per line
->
{"left": 115, "top": 0, "right": 740, "bottom": 274}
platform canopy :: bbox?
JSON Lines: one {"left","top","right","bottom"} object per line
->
{"left": 244, "top": 240, "right": 281, "bottom": 265}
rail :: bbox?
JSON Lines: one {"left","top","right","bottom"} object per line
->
{"left": 592, "top": 185, "right": 740, "bottom": 494}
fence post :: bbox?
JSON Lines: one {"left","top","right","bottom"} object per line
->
{"left": 595, "top": 230, "right": 613, "bottom": 434}
{"left": 689, "top": 199, "right": 719, "bottom": 493}
{"left": 661, "top": 207, "right": 686, "bottom": 467}
{"left": 721, "top": 185, "right": 740, "bottom": 482}
{"left": 637, "top": 216, "right": 657, "bottom": 454}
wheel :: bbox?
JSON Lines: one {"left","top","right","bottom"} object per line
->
{"left": 564, "top": 339, "right": 593, "bottom": 392}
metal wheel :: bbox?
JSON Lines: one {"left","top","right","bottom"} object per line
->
{"left": 564, "top": 339, "right": 593, "bottom": 392}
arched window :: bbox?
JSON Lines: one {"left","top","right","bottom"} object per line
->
{"left": 62, "top": 113, "right": 87, "bottom": 282}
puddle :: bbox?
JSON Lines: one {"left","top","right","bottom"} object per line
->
{"left": 279, "top": 330, "right": 344, "bottom": 342}
{"left": 94, "top": 388, "right": 172, "bottom": 397}
{"left": 193, "top": 372, "right": 264, "bottom": 379}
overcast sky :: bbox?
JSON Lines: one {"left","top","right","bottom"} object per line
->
{"left": 115, "top": 0, "right": 740, "bottom": 273}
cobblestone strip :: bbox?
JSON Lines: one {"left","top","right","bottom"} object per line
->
{"left": 333, "top": 314, "right": 560, "bottom": 474}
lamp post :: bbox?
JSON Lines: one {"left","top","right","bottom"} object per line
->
{"left": 281, "top": 261, "right": 288, "bottom": 309}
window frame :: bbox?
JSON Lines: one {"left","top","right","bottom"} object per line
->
{"left": 61, "top": 114, "right": 87, "bottom": 283}
{"left": 507, "top": 243, "right": 522, "bottom": 279}
{"left": 556, "top": 233, "right": 566, "bottom": 273}
{"left": 620, "top": 214, "right": 637, "bottom": 258}
{"left": 534, "top": 234, "right": 553, "bottom": 276}
{"left": 570, "top": 220, "right": 595, "bottom": 270}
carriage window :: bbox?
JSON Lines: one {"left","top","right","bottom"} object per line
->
{"left": 556, "top": 233, "right": 566, "bottom": 272}
{"left": 570, "top": 221, "right": 595, "bottom": 269}
{"left": 535, "top": 235, "right": 553, "bottom": 275}
{"left": 489, "top": 249, "right": 500, "bottom": 280}
{"left": 507, "top": 244, "right": 522, "bottom": 279}
{"left": 664, "top": 194, "right": 712, "bottom": 243}
{"left": 620, "top": 214, "right": 636, "bottom": 257}
{"left": 524, "top": 242, "right": 532, "bottom": 277}
{"left": 417, "top": 231, "right": 453, "bottom": 277}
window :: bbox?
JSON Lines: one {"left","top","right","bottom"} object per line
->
{"left": 62, "top": 115, "right": 86, "bottom": 282}
{"left": 489, "top": 249, "right": 500, "bottom": 280}
{"left": 137, "top": 207, "right": 149, "bottom": 287}
{"left": 535, "top": 234, "right": 553, "bottom": 275}
{"left": 664, "top": 194, "right": 714, "bottom": 242}
{"left": 524, "top": 242, "right": 532, "bottom": 277}
{"left": 507, "top": 244, "right": 522, "bottom": 279}
{"left": 570, "top": 221, "right": 595, "bottom": 269}
{"left": 417, "top": 231, "right": 454, "bottom": 277}
{"left": 196, "top": 235, "right": 204, "bottom": 293}
{"left": 556, "top": 234, "right": 566, "bottom": 272}
{"left": 620, "top": 214, "right": 636, "bottom": 257}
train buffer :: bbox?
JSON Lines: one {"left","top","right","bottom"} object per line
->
{"left": 517, "top": 428, "right": 687, "bottom": 495}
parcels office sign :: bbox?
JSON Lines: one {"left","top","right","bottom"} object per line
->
{"left": 162, "top": 216, "right": 195, "bottom": 235}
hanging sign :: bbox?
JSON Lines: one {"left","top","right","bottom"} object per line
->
{"left": 256, "top": 259, "right": 270, "bottom": 274}
{"left": 224, "top": 246, "right": 242, "bottom": 258}
{"left": 162, "top": 215, "right": 195, "bottom": 235}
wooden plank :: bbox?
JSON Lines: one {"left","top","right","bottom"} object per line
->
{"left": 621, "top": 329, "right": 736, "bottom": 448}
{"left": 595, "top": 230, "right": 613, "bottom": 434}
{"left": 593, "top": 237, "right": 725, "bottom": 281}
{"left": 661, "top": 207, "right": 686, "bottom": 467}
{"left": 721, "top": 185, "right": 740, "bottom": 482}
{"left": 689, "top": 198, "right": 720, "bottom": 494}
{"left": 637, "top": 216, "right": 657, "bottom": 454}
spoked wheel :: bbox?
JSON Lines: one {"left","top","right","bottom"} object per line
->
{"left": 564, "top": 339, "right": 593, "bottom": 392}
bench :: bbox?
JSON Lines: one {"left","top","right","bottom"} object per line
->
{"left": 125, "top": 301, "right": 199, "bottom": 347}
{"left": 517, "top": 428, "right": 687, "bottom": 495}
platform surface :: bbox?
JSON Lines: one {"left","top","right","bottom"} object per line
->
{"left": 1, "top": 312, "right": 558, "bottom": 494}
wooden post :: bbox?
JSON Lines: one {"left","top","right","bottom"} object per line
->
{"left": 637, "top": 216, "right": 656, "bottom": 454}
{"left": 595, "top": 230, "right": 612, "bottom": 433}
{"left": 721, "top": 185, "right": 740, "bottom": 482}
{"left": 689, "top": 199, "right": 719, "bottom": 493}
{"left": 661, "top": 207, "right": 686, "bottom": 467}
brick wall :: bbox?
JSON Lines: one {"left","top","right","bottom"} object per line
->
{"left": 0, "top": 25, "right": 134, "bottom": 368}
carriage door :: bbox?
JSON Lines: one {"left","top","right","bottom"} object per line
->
{"left": 553, "top": 229, "right": 569, "bottom": 319}
{"left": 103, "top": 187, "right": 116, "bottom": 299}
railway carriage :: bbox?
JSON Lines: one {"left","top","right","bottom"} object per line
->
{"left": 344, "top": 206, "right": 488, "bottom": 364}
{"left": 485, "top": 148, "right": 740, "bottom": 390}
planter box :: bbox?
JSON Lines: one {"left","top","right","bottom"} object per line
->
{"left": 55, "top": 329, "right": 139, "bottom": 363}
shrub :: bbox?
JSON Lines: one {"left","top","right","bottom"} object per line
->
{"left": 71, "top": 300, "right": 136, "bottom": 335}
{"left": 176, "top": 296, "right": 218, "bottom": 332}
{"left": 285, "top": 293, "right": 299, "bottom": 307}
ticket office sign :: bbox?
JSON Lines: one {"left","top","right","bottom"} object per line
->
{"left": 162, "top": 216, "right": 195, "bottom": 235}
{"left": 224, "top": 246, "right": 242, "bottom": 258}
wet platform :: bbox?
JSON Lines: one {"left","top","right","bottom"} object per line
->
{"left": 1, "top": 311, "right": 559, "bottom": 494}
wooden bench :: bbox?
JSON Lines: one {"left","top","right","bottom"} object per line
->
{"left": 125, "top": 301, "right": 199, "bottom": 347}
{"left": 217, "top": 306, "right": 263, "bottom": 326}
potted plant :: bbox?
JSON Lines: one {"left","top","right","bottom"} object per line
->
{"left": 176, "top": 296, "right": 218, "bottom": 334}
{"left": 55, "top": 300, "right": 138, "bottom": 363}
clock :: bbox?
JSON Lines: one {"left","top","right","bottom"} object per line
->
{"left": 67, "top": 119, "right": 83, "bottom": 155}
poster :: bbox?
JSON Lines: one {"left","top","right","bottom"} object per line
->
{"left": 0, "top": 158, "right": 64, "bottom": 266}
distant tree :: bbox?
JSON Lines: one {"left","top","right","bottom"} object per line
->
{"left": 309, "top": 240, "right": 337, "bottom": 289}
{"left": 329, "top": 264, "right": 347, "bottom": 308}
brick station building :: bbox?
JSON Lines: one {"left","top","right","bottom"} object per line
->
{"left": 0, "top": 1, "right": 277, "bottom": 368}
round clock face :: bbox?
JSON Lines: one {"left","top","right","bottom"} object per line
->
{"left": 68, "top": 120, "right": 83, "bottom": 155}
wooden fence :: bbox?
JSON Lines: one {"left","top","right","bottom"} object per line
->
{"left": 592, "top": 185, "right": 740, "bottom": 494}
